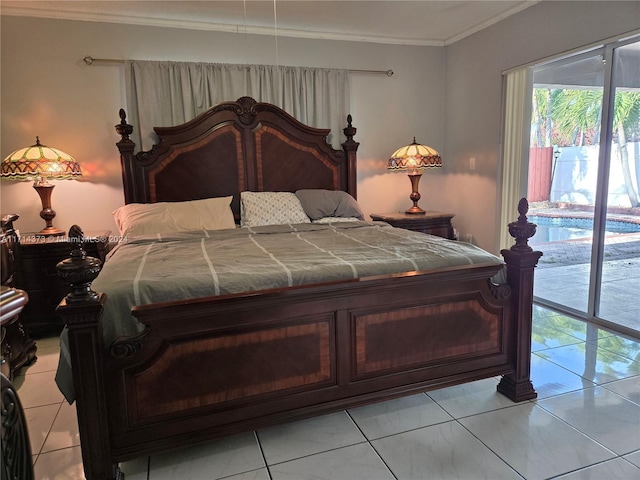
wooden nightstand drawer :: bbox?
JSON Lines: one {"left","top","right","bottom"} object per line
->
{"left": 20, "top": 289, "right": 67, "bottom": 324}
{"left": 370, "top": 212, "right": 455, "bottom": 239}
{"left": 19, "top": 255, "right": 70, "bottom": 289}
{"left": 15, "top": 230, "right": 110, "bottom": 337}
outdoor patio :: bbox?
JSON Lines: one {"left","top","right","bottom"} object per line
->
{"left": 530, "top": 207, "right": 640, "bottom": 337}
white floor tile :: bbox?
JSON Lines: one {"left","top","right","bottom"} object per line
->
{"left": 603, "top": 377, "right": 640, "bottom": 405}
{"left": 33, "top": 335, "right": 62, "bottom": 351}
{"left": 120, "top": 456, "right": 150, "bottom": 480}
{"left": 372, "top": 420, "right": 521, "bottom": 480}
{"left": 531, "top": 309, "right": 581, "bottom": 352}
{"left": 23, "top": 346, "right": 61, "bottom": 375}
{"left": 14, "top": 370, "right": 65, "bottom": 408}
{"left": 459, "top": 402, "right": 615, "bottom": 480}
{"left": 148, "top": 432, "right": 264, "bottom": 480}
{"left": 530, "top": 353, "right": 595, "bottom": 399}
{"left": 542, "top": 314, "right": 613, "bottom": 341}
{"left": 24, "top": 403, "right": 61, "bottom": 455}
{"left": 531, "top": 321, "right": 583, "bottom": 352}
{"left": 222, "top": 468, "right": 271, "bottom": 480}
{"left": 33, "top": 445, "right": 85, "bottom": 480}
{"left": 535, "top": 343, "right": 640, "bottom": 384}
{"left": 427, "top": 377, "right": 515, "bottom": 418}
{"left": 624, "top": 450, "right": 640, "bottom": 468}
{"left": 538, "top": 386, "right": 640, "bottom": 455}
{"left": 270, "top": 442, "right": 394, "bottom": 480}
{"left": 258, "top": 411, "right": 365, "bottom": 465}
{"left": 41, "top": 400, "right": 80, "bottom": 452}
{"left": 348, "top": 393, "right": 451, "bottom": 439}
{"left": 593, "top": 335, "right": 640, "bottom": 363}
{"left": 553, "top": 457, "right": 640, "bottom": 479}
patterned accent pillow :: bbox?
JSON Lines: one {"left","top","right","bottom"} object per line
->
{"left": 241, "top": 191, "right": 311, "bottom": 227}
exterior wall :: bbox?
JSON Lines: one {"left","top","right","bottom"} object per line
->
{"left": 550, "top": 143, "right": 640, "bottom": 208}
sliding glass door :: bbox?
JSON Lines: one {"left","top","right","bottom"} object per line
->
{"left": 528, "top": 50, "right": 605, "bottom": 315}
{"left": 597, "top": 40, "right": 640, "bottom": 333}
{"left": 527, "top": 37, "right": 640, "bottom": 336}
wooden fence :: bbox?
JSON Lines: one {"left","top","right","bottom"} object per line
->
{"left": 528, "top": 147, "right": 553, "bottom": 202}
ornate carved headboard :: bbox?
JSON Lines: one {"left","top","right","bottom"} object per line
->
{"left": 115, "top": 97, "right": 359, "bottom": 219}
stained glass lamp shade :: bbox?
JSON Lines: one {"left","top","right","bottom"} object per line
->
{"left": 1, "top": 137, "right": 82, "bottom": 236}
{"left": 388, "top": 138, "right": 442, "bottom": 214}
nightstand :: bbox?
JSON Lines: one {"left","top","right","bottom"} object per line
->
{"left": 15, "top": 230, "right": 110, "bottom": 337}
{"left": 370, "top": 212, "right": 455, "bottom": 239}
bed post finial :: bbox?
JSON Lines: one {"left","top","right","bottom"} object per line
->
{"left": 115, "top": 109, "right": 133, "bottom": 141}
{"left": 343, "top": 114, "right": 356, "bottom": 142}
{"left": 342, "top": 114, "right": 359, "bottom": 198}
{"left": 115, "top": 109, "right": 137, "bottom": 203}
{"left": 56, "top": 225, "right": 102, "bottom": 304}
{"left": 507, "top": 198, "right": 538, "bottom": 252}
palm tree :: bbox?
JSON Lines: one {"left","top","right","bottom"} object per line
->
{"left": 532, "top": 89, "right": 554, "bottom": 147}
{"left": 552, "top": 89, "right": 602, "bottom": 146}
{"left": 531, "top": 87, "right": 640, "bottom": 207}
{"left": 532, "top": 89, "right": 567, "bottom": 147}
{"left": 613, "top": 91, "right": 640, "bottom": 207}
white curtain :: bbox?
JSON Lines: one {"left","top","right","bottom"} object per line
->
{"left": 498, "top": 67, "right": 533, "bottom": 251}
{"left": 124, "top": 61, "right": 350, "bottom": 150}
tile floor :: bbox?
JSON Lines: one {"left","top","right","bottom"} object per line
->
{"left": 14, "top": 305, "right": 640, "bottom": 480}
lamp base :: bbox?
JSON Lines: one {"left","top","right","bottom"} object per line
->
{"left": 405, "top": 206, "right": 426, "bottom": 215}
{"left": 406, "top": 172, "right": 426, "bottom": 215}
{"left": 33, "top": 182, "right": 65, "bottom": 237}
{"left": 36, "top": 226, "right": 65, "bottom": 237}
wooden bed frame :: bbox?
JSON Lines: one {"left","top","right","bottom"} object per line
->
{"left": 57, "top": 97, "right": 541, "bottom": 480}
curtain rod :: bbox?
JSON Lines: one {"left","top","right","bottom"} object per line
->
{"left": 82, "top": 56, "right": 393, "bottom": 76}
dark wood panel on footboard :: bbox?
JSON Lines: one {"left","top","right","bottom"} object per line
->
{"left": 105, "top": 263, "right": 507, "bottom": 453}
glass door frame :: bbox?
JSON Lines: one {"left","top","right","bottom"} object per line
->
{"left": 590, "top": 36, "right": 639, "bottom": 335}
{"left": 588, "top": 40, "right": 615, "bottom": 323}
{"left": 523, "top": 34, "right": 640, "bottom": 337}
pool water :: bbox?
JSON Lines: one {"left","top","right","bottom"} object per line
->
{"left": 529, "top": 215, "right": 640, "bottom": 244}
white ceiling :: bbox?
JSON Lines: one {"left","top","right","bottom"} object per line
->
{"left": 0, "top": 1, "right": 538, "bottom": 46}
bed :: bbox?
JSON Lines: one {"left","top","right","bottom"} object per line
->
{"left": 55, "top": 97, "right": 542, "bottom": 480}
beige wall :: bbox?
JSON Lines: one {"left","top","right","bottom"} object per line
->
{"left": 1, "top": 2, "right": 638, "bottom": 252}
{"left": 0, "top": 15, "right": 444, "bottom": 237}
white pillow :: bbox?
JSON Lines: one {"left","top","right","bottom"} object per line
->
{"left": 241, "top": 191, "right": 311, "bottom": 227}
{"left": 113, "top": 196, "right": 235, "bottom": 237}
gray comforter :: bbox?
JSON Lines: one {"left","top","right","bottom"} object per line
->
{"left": 56, "top": 221, "right": 503, "bottom": 401}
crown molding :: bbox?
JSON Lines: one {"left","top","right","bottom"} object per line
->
{"left": 1, "top": 2, "right": 537, "bottom": 47}
{"left": 444, "top": 2, "right": 537, "bottom": 45}
{"left": 0, "top": 6, "right": 444, "bottom": 46}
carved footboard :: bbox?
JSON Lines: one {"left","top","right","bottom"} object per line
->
{"left": 57, "top": 200, "right": 541, "bottom": 480}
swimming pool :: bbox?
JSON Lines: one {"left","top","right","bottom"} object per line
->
{"left": 529, "top": 215, "right": 640, "bottom": 243}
